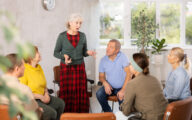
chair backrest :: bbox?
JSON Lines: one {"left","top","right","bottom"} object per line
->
{"left": 60, "top": 112, "right": 116, "bottom": 120}
{"left": 53, "top": 66, "right": 60, "bottom": 82}
{"left": 190, "top": 77, "right": 192, "bottom": 95}
{"left": 163, "top": 97, "right": 192, "bottom": 120}
{"left": 0, "top": 104, "right": 17, "bottom": 120}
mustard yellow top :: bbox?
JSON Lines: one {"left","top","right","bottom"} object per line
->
{"left": 19, "top": 63, "right": 47, "bottom": 95}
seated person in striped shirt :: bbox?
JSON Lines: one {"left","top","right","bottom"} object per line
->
{"left": 164, "top": 47, "right": 191, "bottom": 103}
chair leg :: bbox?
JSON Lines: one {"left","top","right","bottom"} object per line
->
{"left": 112, "top": 101, "right": 114, "bottom": 112}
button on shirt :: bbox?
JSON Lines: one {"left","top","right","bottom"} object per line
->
{"left": 163, "top": 66, "right": 191, "bottom": 100}
{"left": 99, "top": 52, "right": 129, "bottom": 88}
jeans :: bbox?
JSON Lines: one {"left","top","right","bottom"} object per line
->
{"left": 96, "top": 86, "right": 123, "bottom": 112}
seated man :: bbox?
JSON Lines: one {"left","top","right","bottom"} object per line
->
{"left": 96, "top": 39, "right": 131, "bottom": 112}
{"left": 0, "top": 53, "right": 40, "bottom": 113}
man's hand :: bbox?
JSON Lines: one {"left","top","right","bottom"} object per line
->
{"left": 103, "top": 81, "right": 113, "bottom": 95}
{"left": 117, "top": 89, "right": 125, "bottom": 101}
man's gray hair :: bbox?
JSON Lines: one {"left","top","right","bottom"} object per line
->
{"left": 109, "top": 39, "right": 121, "bottom": 50}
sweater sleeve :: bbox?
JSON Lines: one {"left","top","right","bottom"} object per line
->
{"left": 82, "top": 33, "right": 89, "bottom": 57}
{"left": 54, "top": 34, "right": 65, "bottom": 60}
{"left": 121, "top": 82, "right": 136, "bottom": 116}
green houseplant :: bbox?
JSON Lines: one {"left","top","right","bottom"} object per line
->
{"left": 151, "top": 38, "right": 167, "bottom": 55}
{"left": 0, "top": 10, "right": 37, "bottom": 120}
{"left": 132, "top": 10, "right": 158, "bottom": 53}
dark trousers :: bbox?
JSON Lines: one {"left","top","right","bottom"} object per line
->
{"left": 96, "top": 86, "right": 123, "bottom": 112}
{"left": 36, "top": 96, "right": 65, "bottom": 120}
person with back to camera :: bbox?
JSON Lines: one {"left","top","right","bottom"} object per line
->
{"left": 119, "top": 53, "right": 167, "bottom": 120}
{"left": 0, "top": 53, "right": 42, "bottom": 119}
{"left": 53, "top": 13, "right": 96, "bottom": 113}
{"left": 164, "top": 47, "right": 191, "bottom": 103}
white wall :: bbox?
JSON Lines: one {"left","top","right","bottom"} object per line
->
{"left": 0, "top": 0, "right": 100, "bottom": 89}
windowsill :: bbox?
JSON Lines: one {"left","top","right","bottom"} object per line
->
{"left": 97, "top": 45, "right": 192, "bottom": 50}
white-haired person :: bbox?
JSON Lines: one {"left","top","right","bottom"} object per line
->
{"left": 164, "top": 47, "right": 191, "bottom": 103}
{"left": 53, "top": 13, "right": 95, "bottom": 113}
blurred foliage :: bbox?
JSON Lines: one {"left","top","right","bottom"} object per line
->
{"left": 0, "top": 10, "right": 37, "bottom": 120}
{"left": 151, "top": 38, "right": 167, "bottom": 55}
{"left": 100, "top": 13, "right": 123, "bottom": 40}
{"left": 186, "top": 15, "right": 192, "bottom": 44}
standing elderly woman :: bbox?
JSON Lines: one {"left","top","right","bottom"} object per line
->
{"left": 164, "top": 47, "right": 191, "bottom": 103}
{"left": 53, "top": 13, "right": 95, "bottom": 113}
{"left": 119, "top": 53, "right": 167, "bottom": 120}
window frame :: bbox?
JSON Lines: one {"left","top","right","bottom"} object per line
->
{"left": 99, "top": 0, "right": 192, "bottom": 48}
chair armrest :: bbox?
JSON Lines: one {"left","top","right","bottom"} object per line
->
{"left": 127, "top": 112, "right": 142, "bottom": 120}
{"left": 87, "top": 79, "right": 94, "bottom": 84}
{"left": 97, "top": 81, "right": 102, "bottom": 86}
{"left": 48, "top": 89, "right": 54, "bottom": 94}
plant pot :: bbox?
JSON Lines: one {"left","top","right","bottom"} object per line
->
{"left": 151, "top": 54, "right": 164, "bottom": 65}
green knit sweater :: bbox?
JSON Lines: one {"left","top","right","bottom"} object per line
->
{"left": 54, "top": 31, "right": 89, "bottom": 65}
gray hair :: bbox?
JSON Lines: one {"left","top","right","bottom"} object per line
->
{"left": 66, "top": 13, "right": 83, "bottom": 29}
{"left": 109, "top": 39, "right": 121, "bottom": 50}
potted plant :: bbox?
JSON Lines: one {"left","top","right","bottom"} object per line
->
{"left": 151, "top": 38, "right": 167, "bottom": 64}
{"left": 132, "top": 10, "right": 158, "bottom": 53}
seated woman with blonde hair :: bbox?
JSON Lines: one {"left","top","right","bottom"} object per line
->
{"left": 164, "top": 47, "right": 191, "bottom": 103}
{"left": 19, "top": 46, "right": 65, "bottom": 120}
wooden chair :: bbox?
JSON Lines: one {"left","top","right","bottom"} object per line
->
{"left": 98, "top": 81, "right": 119, "bottom": 112}
{"left": 0, "top": 104, "right": 18, "bottom": 120}
{"left": 108, "top": 96, "right": 118, "bottom": 112}
{"left": 60, "top": 112, "right": 116, "bottom": 120}
{"left": 163, "top": 96, "right": 192, "bottom": 120}
{"left": 53, "top": 65, "right": 94, "bottom": 97}
{"left": 53, "top": 66, "right": 60, "bottom": 96}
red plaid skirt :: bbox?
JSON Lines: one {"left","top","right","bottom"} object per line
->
{"left": 59, "top": 62, "right": 89, "bottom": 113}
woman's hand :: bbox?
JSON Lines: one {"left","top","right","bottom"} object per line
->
{"left": 64, "top": 54, "right": 72, "bottom": 65}
{"left": 33, "top": 89, "right": 50, "bottom": 104}
{"left": 87, "top": 50, "right": 96, "bottom": 58}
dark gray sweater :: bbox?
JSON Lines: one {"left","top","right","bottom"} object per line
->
{"left": 54, "top": 31, "right": 88, "bottom": 65}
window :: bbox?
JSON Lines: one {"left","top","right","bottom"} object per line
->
{"left": 160, "top": 3, "right": 180, "bottom": 44}
{"left": 186, "top": 1, "right": 192, "bottom": 45}
{"left": 99, "top": 0, "right": 124, "bottom": 45}
{"left": 99, "top": 0, "right": 192, "bottom": 47}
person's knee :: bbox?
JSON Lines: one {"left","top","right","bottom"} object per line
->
{"left": 50, "top": 109, "right": 57, "bottom": 120}
{"left": 59, "top": 98, "right": 65, "bottom": 111}
{"left": 43, "top": 107, "right": 57, "bottom": 120}
{"left": 96, "top": 88, "right": 104, "bottom": 100}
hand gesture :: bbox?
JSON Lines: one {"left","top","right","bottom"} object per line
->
{"left": 87, "top": 50, "right": 96, "bottom": 58}
{"left": 64, "top": 54, "right": 72, "bottom": 65}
